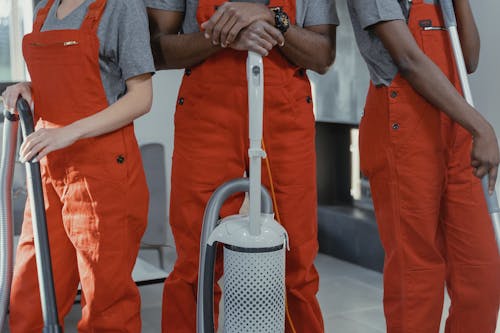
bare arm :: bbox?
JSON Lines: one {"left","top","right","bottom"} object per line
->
{"left": 454, "top": 0, "right": 480, "bottom": 73}
{"left": 279, "top": 24, "right": 336, "bottom": 74}
{"left": 373, "top": 20, "right": 498, "bottom": 191}
{"left": 18, "top": 73, "right": 153, "bottom": 162}
{"left": 147, "top": 9, "right": 221, "bottom": 69}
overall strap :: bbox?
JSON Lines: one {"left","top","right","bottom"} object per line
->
{"left": 33, "top": 0, "right": 57, "bottom": 32}
{"left": 80, "top": 0, "right": 107, "bottom": 33}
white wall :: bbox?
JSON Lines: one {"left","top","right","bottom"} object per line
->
{"left": 134, "top": 70, "right": 183, "bottom": 218}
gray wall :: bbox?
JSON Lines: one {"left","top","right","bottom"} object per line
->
{"left": 469, "top": 1, "right": 500, "bottom": 187}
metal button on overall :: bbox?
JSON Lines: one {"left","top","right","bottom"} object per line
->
{"left": 392, "top": 123, "right": 400, "bottom": 130}
{"left": 185, "top": 68, "right": 191, "bottom": 76}
{"left": 178, "top": 97, "right": 184, "bottom": 105}
{"left": 390, "top": 90, "right": 398, "bottom": 98}
{"left": 116, "top": 155, "right": 125, "bottom": 164}
{"left": 306, "top": 96, "right": 312, "bottom": 103}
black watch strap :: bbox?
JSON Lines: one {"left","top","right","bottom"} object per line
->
{"left": 270, "top": 7, "right": 290, "bottom": 34}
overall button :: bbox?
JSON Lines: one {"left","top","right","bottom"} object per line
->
{"left": 178, "top": 97, "right": 185, "bottom": 105}
{"left": 297, "top": 69, "right": 305, "bottom": 77}
{"left": 390, "top": 90, "right": 398, "bottom": 98}
{"left": 392, "top": 123, "right": 400, "bottom": 130}
{"left": 306, "top": 96, "right": 312, "bottom": 104}
{"left": 116, "top": 155, "right": 125, "bottom": 164}
{"left": 185, "top": 68, "right": 192, "bottom": 76}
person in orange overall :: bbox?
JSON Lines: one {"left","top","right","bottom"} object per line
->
{"left": 146, "top": 0, "right": 338, "bottom": 332}
{"left": 1, "top": 0, "right": 154, "bottom": 331}
{"left": 347, "top": 0, "right": 500, "bottom": 332}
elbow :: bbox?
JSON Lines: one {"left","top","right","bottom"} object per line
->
{"left": 139, "top": 87, "right": 153, "bottom": 117}
{"left": 311, "top": 49, "right": 336, "bottom": 75}
{"left": 394, "top": 53, "right": 420, "bottom": 79}
{"left": 465, "top": 54, "right": 479, "bottom": 74}
{"left": 465, "top": 61, "right": 478, "bottom": 74}
{"left": 142, "top": 94, "right": 153, "bottom": 116}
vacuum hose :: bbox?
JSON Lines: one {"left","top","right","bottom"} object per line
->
{"left": 17, "top": 98, "right": 62, "bottom": 333}
{"left": 0, "top": 109, "right": 19, "bottom": 330}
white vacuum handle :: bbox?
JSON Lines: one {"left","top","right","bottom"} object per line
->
{"left": 247, "top": 52, "right": 265, "bottom": 236}
{"left": 440, "top": 0, "right": 500, "bottom": 251}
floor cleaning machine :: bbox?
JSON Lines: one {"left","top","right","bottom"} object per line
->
{"left": 439, "top": 0, "right": 500, "bottom": 252}
{"left": 196, "top": 52, "right": 289, "bottom": 333}
{"left": 0, "top": 98, "right": 62, "bottom": 332}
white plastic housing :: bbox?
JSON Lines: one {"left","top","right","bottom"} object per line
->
{"left": 207, "top": 213, "right": 288, "bottom": 249}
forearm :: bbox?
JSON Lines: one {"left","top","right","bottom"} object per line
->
{"left": 399, "top": 52, "right": 487, "bottom": 136}
{"left": 154, "top": 32, "right": 221, "bottom": 70}
{"left": 68, "top": 75, "right": 153, "bottom": 140}
{"left": 453, "top": 0, "right": 480, "bottom": 73}
{"left": 279, "top": 25, "right": 336, "bottom": 74}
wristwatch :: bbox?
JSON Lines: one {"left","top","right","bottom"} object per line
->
{"left": 270, "top": 7, "right": 290, "bottom": 34}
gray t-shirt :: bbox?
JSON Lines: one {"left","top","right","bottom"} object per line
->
{"left": 34, "top": 0, "right": 155, "bottom": 105}
{"left": 347, "top": 0, "right": 406, "bottom": 86}
{"left": 145, "top": 0, "right": 339, "bottom": 33}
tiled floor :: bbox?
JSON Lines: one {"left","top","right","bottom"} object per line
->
{"left": 2, "top": 251, "right": 499, "bottom": 332}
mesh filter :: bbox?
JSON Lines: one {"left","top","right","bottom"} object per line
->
{"left": 223, "top": 247, "right": 286, "bottom": 333}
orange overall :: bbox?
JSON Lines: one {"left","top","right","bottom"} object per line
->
{"left": 9, "top": 0, "right": 149, "bottom": 332}
{"left": 360, "top": 1, "right": 500, "bottom": 332}
{"left": 162, "top": 1, "right": 323, "bottom": 332}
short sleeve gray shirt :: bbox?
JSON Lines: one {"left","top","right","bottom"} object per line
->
{"left": 34, "top": 0, "right": 155, "bottom": 105}
{"left": 347, "top": 0, "right": 406, "bottom": 86}
{"left": 144, "top": 0, "right": 339, "bottom": 33}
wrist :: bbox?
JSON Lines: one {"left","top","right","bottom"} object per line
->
{"left": 270, "top": 7, "right": 290, "bottom": 34}
{"left": 66, "top": 121, "right": 86, "bottom": 141}
{"left": 265, "top": 8, "right": 275, "bottom": 25}
{"left": 468, "top": 111, "right": 491, "bottom": 139}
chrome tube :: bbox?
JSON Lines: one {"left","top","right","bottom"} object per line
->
{"left": 0, "top": 110, "right": 19, "bottom": 330}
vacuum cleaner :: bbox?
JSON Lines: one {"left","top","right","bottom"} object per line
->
{"left": 439, "top": 0, "right": 500, "bottom": 252}
{"left": 196, "top": 52, "right": 289, "bottom": 333}
{"left": 0, "top": 98, "right": 62, "bottom": 332}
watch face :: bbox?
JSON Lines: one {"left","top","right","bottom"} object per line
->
{"left": 281, "top": 14, "right": 289, "bottom": 26}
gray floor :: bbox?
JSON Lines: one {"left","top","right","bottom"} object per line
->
{"left": 3, "top": 250, "right": 499, "bottom": 332}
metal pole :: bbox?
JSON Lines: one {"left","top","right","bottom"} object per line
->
{"left": 439, "top": 0, "right": 500, "bottom": 252}
{"left": 16, "top": 98, "right": 62, "bottom": 333}
{"left": 0, "top": 109, "right": 19, "bottom": 330}
{"left": 247, "top": 52, "right": 265, "bottom": 236}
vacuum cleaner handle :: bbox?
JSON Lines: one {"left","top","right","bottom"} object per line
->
{"left": 16, "top": 98, "right": 62, "bottom": 333}
{"left": 0, "top": 106, "right": 20, "bottom": 330}
{"left": 439, "top": 0, "right": 500, "bottom": 252}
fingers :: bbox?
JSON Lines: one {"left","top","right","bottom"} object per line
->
{"left": 263, "top": 23, "right": 285, "bottom": 47}
{"left": 1, "top": 83, "right": 32, "bottom": 113}
{"left": 201, "top": 5, "right": 225, "bottom": 40}
{"left": 206, "top": 10, "right": 233, "bottom": 45}
{"left": 471, "top": 159, "right": 499, "bottom": 194}
{"left": 20, "top": 130, "right": 49, "bottom": 162}
{"left": 221, "top": 17, "right": 243, "bottom": 47}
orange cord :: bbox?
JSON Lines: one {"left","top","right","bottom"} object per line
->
{"left": 262, "top": 139, "right": 298, "bottom": 333}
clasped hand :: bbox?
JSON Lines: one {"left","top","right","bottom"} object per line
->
{"left": 201, "top": 2, "right": 285, "bottom": 56}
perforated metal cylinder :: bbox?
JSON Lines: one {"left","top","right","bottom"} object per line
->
{"left": 223, "top": 245, "right": 286, "bottom": 333}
